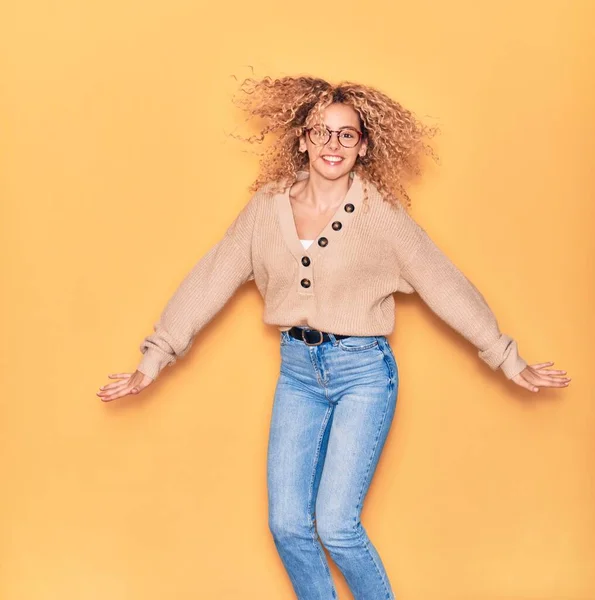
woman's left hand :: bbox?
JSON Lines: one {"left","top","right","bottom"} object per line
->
{"left": 511, "top": 362, "right": 571, "bottom": 392}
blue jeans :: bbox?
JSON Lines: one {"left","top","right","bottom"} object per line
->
{"left": 267, "top": 330, "right": 399, "bottom": 600}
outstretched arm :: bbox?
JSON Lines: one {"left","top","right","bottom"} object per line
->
{"left": 136, "top": 191, "right": 262, "bottom": 380}
{"left": 393, "top": 208, "right": 570, "bottom": 391}
{"left": 136, "top": 234, "right": 253, "bottom": 380}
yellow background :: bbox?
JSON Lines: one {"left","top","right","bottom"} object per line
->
{"left": 1, "top": 1, "right": 593, "bottom": 599}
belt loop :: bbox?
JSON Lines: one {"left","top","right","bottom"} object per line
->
{"left": 327, "top": 332, "right": 339, "bottom": 346}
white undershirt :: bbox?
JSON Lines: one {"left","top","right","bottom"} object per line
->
{"left": 300, "top": 239, "right": 314, "bottom": 249}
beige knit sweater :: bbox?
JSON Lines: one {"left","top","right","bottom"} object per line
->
{"left": 137, "top": 171, "right": 527, "bottom": 381}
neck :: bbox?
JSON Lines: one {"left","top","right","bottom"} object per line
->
{"left": 302, "top": 169, "right": 352, "bottom": 209}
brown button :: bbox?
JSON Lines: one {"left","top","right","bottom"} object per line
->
{"left": 344, "top": 203, "right": 355, "bottom": 213}
{"left": 331, "top": 221, "right": 342, "bottom": 231}
{"left": 301, "top": 256, "right": 311, "bottom": 267}
{"left": 300, "top": 278, "right": 311, "bottom": 288}
{"left": 318, "top": 237, "right": 328, "bottom": 247}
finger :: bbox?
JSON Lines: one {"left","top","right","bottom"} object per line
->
{"left": 99, "top": 382, "right": 127, "bottom": 391}
{"left": 98, "top": 391, "right": 121, "bottom": 402}
{"left": 531, "top": 371, "right": 570, "bottom": 380}
{"left": 513, "top": 374, "right": 540, "bottom": 392}
{"left": 108, "top": 373, "right": 132, "bottom": 380}
{"left": 529, "top": 371, "right": 571, "bottom": 383}
{"left": 541, "top": 374, "right": 571, "bottom": 382}
{"left": 525, "top": 373, "right": 571, "bottom": 388}
{"left": 97, "top": 385, "right": 131, "bottom": 400}
{"left": 538, "top": 379, "right": 571, "bottom": 388}
{"left": 539, "top": 378, "right": 571, "bottom": 386}
{"left": 98, "top": 381, "right": 129, "bottom": 394}
{"left": 534, "top": 376, "right": 571, "bottom": 384}
{"left": 99, "top": 380, "right": 144, "bottom": 400}
{"left": 99, "top": 392, "right": 126, "bottom": 402}
{"left": 530, "top": 361, "right": 554, "bottom": 369}
{"left": 535, "top": 368, "right": 567, "bottom": 375}
{"left": 525, "top": 373, "right": 570, "bottom": 387}
{"left": 98, "top": 387, "right": 135, "bottom": 402}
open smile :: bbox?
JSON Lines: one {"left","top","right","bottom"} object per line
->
{"left": 321, "top": 155, "right": 344, "bottom": 166}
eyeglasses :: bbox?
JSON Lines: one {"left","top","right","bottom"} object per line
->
{"left": 306, "top": 126, "right": 363, "bottom": 148}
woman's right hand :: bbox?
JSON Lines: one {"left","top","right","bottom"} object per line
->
{"left": 96, "top": 370, "right": 154, "bottom": 402}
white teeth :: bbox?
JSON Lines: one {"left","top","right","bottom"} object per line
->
{"left": 323, "top": 156, "right": 343, "bottom": 162}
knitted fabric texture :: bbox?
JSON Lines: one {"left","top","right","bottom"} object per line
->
{"left": 137, "top": 171, "right": 527, "bottom": 381}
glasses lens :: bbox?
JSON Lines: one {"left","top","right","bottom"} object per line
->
{"left": 308, "top": 126, "right": 329, "bottom": 145}
{"left": 338, "top": 129, "right": 360, "bottom": 148}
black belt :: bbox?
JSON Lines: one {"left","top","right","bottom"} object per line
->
{"left": 287, "top": 326, "right": 351, "bottom": 346}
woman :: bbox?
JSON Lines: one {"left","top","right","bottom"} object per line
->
{"left": 97, "top": 76, "right": 570, "bottom": 600}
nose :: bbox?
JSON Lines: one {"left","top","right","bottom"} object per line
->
{"left": 325, "top": 131, "right": 340, "bottom": 150}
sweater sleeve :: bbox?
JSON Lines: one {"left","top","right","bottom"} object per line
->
{"left": 393, "top": 207, "right": 528, "bottom": 380}
{"left": 136, "top": 192, "right": 261, "bottom": 380}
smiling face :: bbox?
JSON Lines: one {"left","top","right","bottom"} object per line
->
{"left": 299, "top": 102, "right": 368, "bottom": 181}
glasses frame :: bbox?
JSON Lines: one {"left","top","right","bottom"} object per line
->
{"left": 306, "top": 126, "right": 364, "bottom": 148}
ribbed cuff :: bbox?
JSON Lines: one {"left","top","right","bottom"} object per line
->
{"left": 136, "top": 348, "right": 174, "bottom": 381}
{"left": 500, "top": 352, "right": 528, "bottom": 379}
{"left": 478, "top": 334, "right": 528, "bottom": 380}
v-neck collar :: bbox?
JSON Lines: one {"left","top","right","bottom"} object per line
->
{"left": 276, "top": 170, "right": 364, "bottom": 262}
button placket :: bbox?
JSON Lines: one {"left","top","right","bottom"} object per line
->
{"left": 299, "top": 250, "right": 313, "bottom": 295}
{"left": 304, "top": 194, "right": 357, "bottom": 293}
{"left": 298, "top": 259, "right": 314, "bottom": 294}
{"left": 313, "top": 198, "right": 355, "bottom": 250}
{"left": 277, "top": 172, "right": 363, "bottom": 296}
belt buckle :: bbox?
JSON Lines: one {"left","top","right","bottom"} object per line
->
{"left": 301, "top": 328, "right": 324, "bottom": 346}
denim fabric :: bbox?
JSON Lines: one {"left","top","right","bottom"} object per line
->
{"left": 267, "top": 330, "right": 399, "bottom": 599}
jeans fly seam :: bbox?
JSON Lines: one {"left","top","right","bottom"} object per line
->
{"left": 308, "top": 347, "right": 328, "bottom": 390}
{"left": 307, "top": 405, "right": 336, "bottom": 590}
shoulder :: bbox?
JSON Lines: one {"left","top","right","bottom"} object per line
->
{"left": 363, "top": 178, "right": 423, "bottom": 232}
{"left": 359, "top": 178, "right": 429, "bottom": 259}
{"left": 245, "top": 179, "right": 284, "bottom": 209}
{"left": 255, "top": 178, "right": 287, "bottom": 197}
{"left": 234, "top": 181, "right": 280, "bottom": 220}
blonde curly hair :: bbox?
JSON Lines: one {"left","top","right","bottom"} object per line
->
{"left": 232, "top": 75, "right": 439, "bottom": 209}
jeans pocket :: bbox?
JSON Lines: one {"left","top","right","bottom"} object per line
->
{"left": 337, "top": 335, "right": 380, "bottom": 352}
